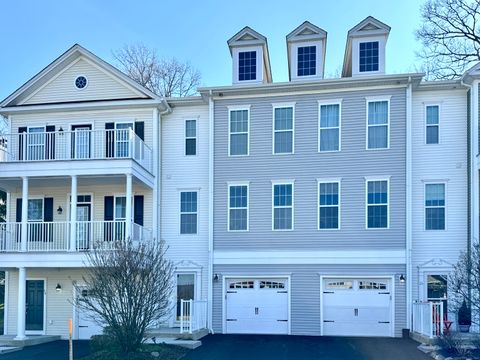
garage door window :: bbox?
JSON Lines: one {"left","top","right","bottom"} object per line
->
{"left": 260, "top": 281, "right": 286, "bottom": 289}
{"left": 326, "top": 280, "right": 353, "bottom": 290}
{"left": 229, "top": 281, "right": 254, "bottom": 289}
{"left": 359, "top": 281, "right": 387, "bottom": 290}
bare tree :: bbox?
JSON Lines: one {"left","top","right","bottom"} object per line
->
{"left": 449, "top": 242, "right": 480, "bottom": 325}
{"left": 416, "top": 0, "right": 480, "bottom": 79}
{"left": 74, "top": 239, "right": 173, "bottom": 354}
{"left": 113, "top": 43, "right": 201, "bottom": 97}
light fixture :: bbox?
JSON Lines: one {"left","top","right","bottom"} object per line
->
{"left": 399, "top": 274, "right": 406, "bottom": 283}
{"left": 213, "top": 274, "right": 219, "bottom": 282}
{"left": 55, "top": 283, "right": 62, "bottom": 293}
{"left": 57, "top": 206, "right": 63, "bottom": 215}
{"left": 59, "top": 127, "right": 64, "bottom": 135}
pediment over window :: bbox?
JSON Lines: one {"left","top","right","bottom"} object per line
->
{"left": 348, "top": 16, "right": 391, "bottom": 37}
{"left": 286, "top": 21, "right": 327, "bottom": 42}
{"left": 418, "top": 258, "right": 454, "bottom": 268}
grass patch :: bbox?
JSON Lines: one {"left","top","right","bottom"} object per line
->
{"left": 80, "top": 342, "right": 189, "bottom": 360}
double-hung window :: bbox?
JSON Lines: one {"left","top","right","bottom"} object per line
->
{"left": 426, "top": 105, "right": 440, "bottom": 144}
{"left": 366, "top": 179, "right": 389, "bottom": 229}
{"left": 27, "top": 127, "right": 45, "bottom": 160}
{"left": 359, "top": 41, "right": 379, "bottom": 72}
{"left": 228, "top": 184, "right": 249, "bottom": 231}
{"left": 273, "top": 182, "right": 294, "bottom": 230}
{"left": 367, "top": 100, "right": 389, "bottom": 149}
{"left": 229, "top": 108, "right": 249, "bottom": 156}
{"left": 318, "top": 181, "right": 340, "bottom": 229}
{"left": 180, "top": 191, "right": 198, "bottom": 234}
{"left": 297, "top": 46, "right": 316, "bottom": 76}
{"left": 273, "top": 105, "right": 294, "bottom": 154}
{"left": 319, "top": 102, "right": 341, "bottom": 152}
{"left": 115, "top": 122, "right": 133, "bottom": 158}
{"left": 185, "top": 119, "right": 197, "bottom": 156}
{"left": 425, "top": 183, "right": 445, "bottom": 230}
{"left": 238, "top": 51, "right": 257, "bottom": 81}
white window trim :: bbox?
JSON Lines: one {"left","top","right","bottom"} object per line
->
{"left": 26, "top": 126, "right": 46, "bottom": 161}
{"left": 232, "top": 46, "right": 263, "bottom": 84}
{"left": 74, "top": 74, "right": 88, "bottom": 91}
{"left": 317, "top": 179, "right": 341, "bottom": 230}
{"left": 27, "top": 197, "right": 44, "bottom": 222}
{"left": 424, "top": 182, "right": 447, "bottom": 231}
{"left": 179, "top": 190, "right": 199, "bottom": 236}
{"left": 365, "top": 97, "right": 391, "bottom": 150}
{"left": 228, "top": 106, "right": 250, "bottom": 157}
{"left": 227, "top": 182, "right": 250, "bottom": 232}
{"left": 424, "top": 103, "right": 441, "bottom": 145}
{"left": 365, "top": 176, "right": 390, "bottom": 230}
{"left": 318, "top": 100, "right": 342, "bottom": 153}
{"left": 272, "top": 103, "right": 296, "bottom": 155}
{"left": 184, "top": 118, "right": 198, "bottom": 156}
{"left": 291, "top": 41, "right": 323, "bottom": 81}
{"left": 271, "top": 180, "right": 295, "bottom": 231}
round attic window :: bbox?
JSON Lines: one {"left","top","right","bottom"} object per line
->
{"left": 75, "top": 76, "right": 88, "bottom": 89}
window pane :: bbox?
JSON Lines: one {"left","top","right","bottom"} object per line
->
{"left": 368, "top": 205, "right": 387, "bottom": 228}
{"left": 368, "top": 181, "right": 388, "bottom": 204}
{"left": 185, "top": 120, "right": 196, "bottom": 137}
{"left": 274, "top": 207, "right": 292, "bottom": 230}
{"left": 319, "top": 183, "right": 339, "bottom": 205}
{"left": 427, "top": 275, "right": 448, "bottom": 299}
{"left": 319, "top": 207, "right": 338, "bottom": 229}
{"left": 115, "top": 197, "right": 126, "bottom": 220}
{"left": 274, "top": 131, "right": 293, "bottom": 154}
{"left": 180, "top": 214, "right": 197, "bottom": 234}
{"left": 426, "top": 126, "right": 439, "bottom": 144}
{"left": 239, "top": 51, "right": 256, "bottom": 81}
{"left": 426, "top": 208, "right": 445, "bottom": 230}
{"left": 28, "top": 199, "right": 43, "bottom": 221}
{"left": 230, "top": 209, "right": 247, "bottom": 230}
{"left": 320, "top": 128, "right": 339, "bottom": 151}
{"left": 368, "top": 101, "right": 388, "bottom": 125}
{"left": 185, "top": 138, "right": 196, "bottom": 155}
{"left": 181, "top": 192, "right": 197, "bottom": 212}
{"left": 359, "top": 41, "right": 379, "bottom": 72}
{"left": 297, "top": 46, "right": 316, "bottom": 76}
{"left": 274, "top": 184, "right": 292, "bottom": 206}
{"left": 231, "top": 134, "right": 248, "bottom": 155}
{"left": 426, "top": 106, "right": 439, "bottom": 125}
{"left": 320, "top": 105, "right": 339, "bottom": 128}
{"left": 230, "top": 110, "right": 248, "bottom": 132}
{"left": 368, "top": 125, "right": 388, "bottom": 149}
{"left": 229, "top": 186, "right": 247, "bottom": 208}
{"left": 425, "top": 184, "right": 445, "bottom": 206}
{"left": 274, "top": 108, "right": 293, "bottom": 130}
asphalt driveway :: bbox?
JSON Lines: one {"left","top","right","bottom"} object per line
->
{"left": 183, "top": 335, "right": 432, "bottom": 360}
{"left": 0, "top": 340, "right": 90, "bottom": 360}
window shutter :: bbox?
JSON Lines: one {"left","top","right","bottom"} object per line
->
{"left": 134, "top": 122, "right": 144, "bottom": 141}
{"left": 44, "top": 198, "right": 54, "bottom": 222}
{"left": 18, "top": 127, "right": 27, "bottom": 160}
{"left": 104, "top": 196, "right": 114, "bottom": 221}
{"left": 105, "top": 123, "right": 115, "bottom": 158}
{"left": 134, "top": 195, "right": 144, "bottom": 226}
{"left": 16, "top": 198, "right": 22, "bottom": 222}
{"left": 45, "top": 126, "right": 55, "bottom": 160}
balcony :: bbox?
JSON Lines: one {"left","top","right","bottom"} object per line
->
{"left": 0, "top": 221, "right": 152, "bottom": 252}
{"left": 0, "top": 128, "right": 153, "bottom": 173}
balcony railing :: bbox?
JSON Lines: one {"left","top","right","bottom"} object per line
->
{"left": 412, "top": 301, "right": 445, "bottom": 338}
{"left": 0, "top": 220, "right": 153, "bottom": 252}
{"left": 0, "top": 128, "right": 153, "bottom": 172}
{"left": 179, "top": 299, "right": 208, "bottom": 334}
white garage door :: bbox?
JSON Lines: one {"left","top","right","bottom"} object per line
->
{"left": 225, "top": 278, "right": 288, "bottom": 334}
{"left": 77, "top": 289, "right": 103, "bottom": 340}
{"left": 322, "top": 278, "right": 392, "bottom": 337}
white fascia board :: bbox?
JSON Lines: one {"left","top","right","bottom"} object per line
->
{"left": 213, "top": 250, "right": 406, "bottom": 265}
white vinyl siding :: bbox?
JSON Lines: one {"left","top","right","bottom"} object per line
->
{"left": 272, "top": 182, "right": 294, "bottom": 231}
{"left": 319, "top": 102, "right": 341, "bottom": 152}
{"left": 367, "top": 99, "right": 389, "bottom": 149}
{"left": 229, "top": 108, "right": 249, "bottom": 156}
{"left": 425, "top": 105, "right": 440, "bottom": 144}
{"left": 273, "top": 105, "right": 294, "bottom": 154}
{"left": 228, "top": 184, "right": 249, "bottom": 231}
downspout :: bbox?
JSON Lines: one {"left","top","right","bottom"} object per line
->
{"left": 406, "top": 77, "right": 413, "bottom": 330}
{"left": 207, "top": 90, "right": 215, "bottom": 334}
{"left": 157, "top": 100, "right": 171, "bottom": 241}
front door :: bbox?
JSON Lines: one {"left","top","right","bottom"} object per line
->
{"left": 176, "top": 274, "right": 195, "bottom": 321}
{"left": 26, "top": 280, "right": 44, "bottom": 331}
{"left": 76, "top": 204, "right": 91, "bottom": 249}
{"left": 427, "top": 274, "right": 448, "bottom": 314}
{"left": 71, "top": 125, "right": 92, "bottom": 159}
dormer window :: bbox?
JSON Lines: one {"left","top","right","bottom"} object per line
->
{"left": 239, "top": 51, "right": 257, "bottom": 81}
{"left": 359, "top": 41, "right": 379, "bottom": 72}
{"left": 297, "top": 46, "right": 316, "bottom": 77}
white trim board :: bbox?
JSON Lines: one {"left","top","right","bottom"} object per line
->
{"left": 213, "top": 250, "right": 406, "bottom": 265}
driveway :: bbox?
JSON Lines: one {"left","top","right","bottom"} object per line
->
{"left": 0, "top": 340, "right": 90, "bottom": 360}
{"left": 183, "top": 335, "right": 432, "bottom": 360}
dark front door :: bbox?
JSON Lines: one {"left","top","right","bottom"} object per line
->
{"left": 26, "top": 280, "right": 44, "bottom": 331}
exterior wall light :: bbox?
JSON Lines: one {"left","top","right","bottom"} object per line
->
{"left": 399, "top": 274, "right": 406, "bottom": 283}
{"left": 57, "top": 206, "right": 63, "bottom": 215}
{"left": 55, "top": 283, "right": 62, "bottom": 293}
{"left": 213, "top": 274, "right": 219, "bottom": 282}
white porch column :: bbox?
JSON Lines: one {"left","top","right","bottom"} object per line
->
{"left": 69, "top": 175, "right": 77, "bottom": 251}
{"left": 14, "top": 267, "right": 26, "bottom": 340}
{"left": 125, "top": 174, "right": 133, "bottom": 240}
{"left": 20, "top": 177, "right": 28, "bottom": 252}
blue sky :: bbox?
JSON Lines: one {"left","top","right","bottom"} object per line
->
{"left": 0, "top": 0, "right": 424, "bottom": 100}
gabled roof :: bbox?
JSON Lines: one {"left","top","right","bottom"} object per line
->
{"left": 227, "top": 26, "right": 272, "bottom": 83}
{"left": 342, "top": 16, "right": 391, "bottom": 77}
{"left": 461, "top": 61, "right": 480, "bottom": 83}
{"left": 286, "top": 21, "right": 327, "bottom": 80}
{"left": 1, "top": 44, "right": 166, "bottom": 108}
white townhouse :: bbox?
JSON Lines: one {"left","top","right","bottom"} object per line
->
{"left": 0, "top": 45, "right": 209, "bottom": 340}
{"left": 0, "top": 15, "right": 478, "bottom": 342}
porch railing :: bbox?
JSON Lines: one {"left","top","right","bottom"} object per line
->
{"left": 0, "top": 220, "right": 152, "bottom": 252}
{"left": 0, "top": 129, "right": 153, "bottom": 172}
{"left": 412, "top": 301, "right": 444, "bottom": 338}
{"left": 179, "top": 299, "right": 208, "bottom": 334}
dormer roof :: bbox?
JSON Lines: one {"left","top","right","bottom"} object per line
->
{"left": 286, "top": 21, "right": 327, "bottom": 81}
{"left": 342, "top": 16, "right": 391, "bottom": 77}
{"left": 227, "top": 26, "right": 272, "bottom": 83}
